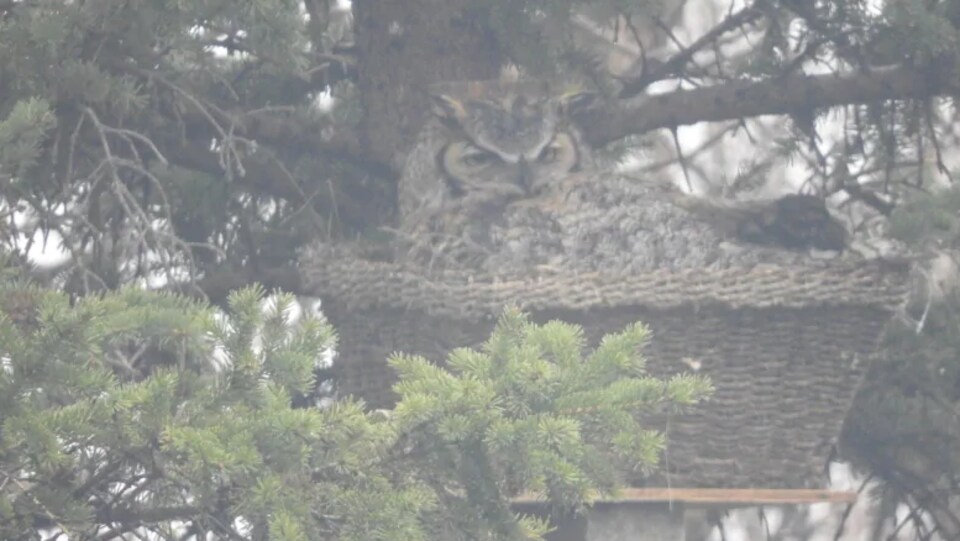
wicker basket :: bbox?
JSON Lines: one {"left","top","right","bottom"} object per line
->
{"left": 300, "top": 252, "right": 910, "bottom": 489}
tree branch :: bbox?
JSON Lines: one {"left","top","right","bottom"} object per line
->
{"left": 584, "top": 64, "right": 960, "bottom": 146}
{"left": 95, "top": 505, "right": 199, "bottom": 524}
{"left": 164, "top": 96, "right": 389, "bottom": 178}
{"left": 618, "top": 5, "right": 765, "bottom": 97}
{"left": 104, "top": 59, "right": 387, "bottom": 177}
{"left": 164, "top": 138, "right": 394, "bottom": 232}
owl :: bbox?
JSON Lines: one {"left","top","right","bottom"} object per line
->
{"left": 397, "top": 79, "right": 597, "bottom": 241}
{"left": 393, "top": 79, "right": 851, "bottom": 275}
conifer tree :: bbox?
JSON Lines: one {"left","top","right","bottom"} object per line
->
{"left": 5, "top": 0, "right": 960, "bottom": 538}
{"left": 0, "top": 256, "right": 711, "bottom": 540}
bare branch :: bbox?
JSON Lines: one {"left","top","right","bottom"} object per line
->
{"left": 164, "top": 140, "right": 391, "bottom": 232}
{"left": 584, "top": 64, "right": 960, "bottom": 146}
{"left": 94, "top": 505, "right": 200, "bottom": 525}
{"left": 619, "top": 5, "right": 765, "bottom": 97}
{"left": 152, "top": 78, "right": 391, "bottom": 179}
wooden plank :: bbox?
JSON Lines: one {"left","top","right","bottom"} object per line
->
{"left": 512, "top": 488, "right": 857, "bottom": 506}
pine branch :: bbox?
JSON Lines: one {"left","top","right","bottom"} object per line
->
{"left": 165, "top": 139, "right": 393, "bottom": 232}
{"left": 584, "top": 64, "right": 960, "bottom": 146}
{"left": 185, "top": 106, "right": 372, "bottom": 172}
{"left": 104, "top": 58, "right": 387, "bottom": 178}
{"left": 94, "top": 505, "right": 199, "bottom": 524}
{"left": 188, "top": 263, "right": 301, "bottom": 305}
{"left": 618, "top": 5, "right": 765, "bottom": 97}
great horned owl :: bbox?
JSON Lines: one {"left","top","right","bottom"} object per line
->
{"left": 397, "top": 79, "right": 597, "bottom": 240}
{"left": 393, "top": 79, "right": 851, "bottom": 275}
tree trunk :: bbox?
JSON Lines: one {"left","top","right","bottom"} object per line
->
{"left": 353, "top": 0, "right": 502, "bottom": 171}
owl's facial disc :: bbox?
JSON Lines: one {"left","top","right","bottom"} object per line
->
{"left": 439, "top": 131, "right": 579, "bottom": 198}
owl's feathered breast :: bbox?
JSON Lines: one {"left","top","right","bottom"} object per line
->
{"left": 481, "top": 174, "right": 823, "bottom": 276}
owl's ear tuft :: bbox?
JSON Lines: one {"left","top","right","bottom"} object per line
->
{"left": 556, "top": 91, "right": 598, "bottom": 116}
{"left": 429, "top": 93, "right": 468, "bottom": 122}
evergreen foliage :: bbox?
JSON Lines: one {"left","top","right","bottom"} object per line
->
{"left": 1, "top": 0, "right": 958, "bottom": 292}
{"left": 840, "top": 184, "right": 960, "bottom": 528}
{"left": 5, "top": 0, "right": 960, "bottom": 537}
{"left": 0, "top": 0, "right": 328, "bottom": 292}
{"left": 0, "top": 259, "right": 710, "bottom": 540}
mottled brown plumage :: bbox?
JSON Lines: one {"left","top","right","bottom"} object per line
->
{"left": 672, "top": 192, "right": 848, "bottom": 252}
{"left": 395, "top": 79, "right": 596, "bottom": 267}
{"left": 393, "top": 79, "right": 850, "bottom": 275}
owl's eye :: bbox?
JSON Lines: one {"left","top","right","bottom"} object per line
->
{"left": 538, "top": 145, "right": 561, "bottom": 163}
{"left": 461, "top": 151, "right": 496, "bottom": 167}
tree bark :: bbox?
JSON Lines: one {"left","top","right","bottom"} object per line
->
{"left": 353, "top": 0, "right": 502, "bottom": 171}
{"left": 581, "top": 64, "right": 960, "bottom": 147}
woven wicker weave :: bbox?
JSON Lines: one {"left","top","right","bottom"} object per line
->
{"left": 299, "top": 248, "right": 910, "bottom": 489}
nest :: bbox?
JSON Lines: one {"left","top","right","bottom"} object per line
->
{"left": 299, "top": 245, "right": 910, "bottom": 489}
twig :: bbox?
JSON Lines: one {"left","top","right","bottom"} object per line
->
{"left": 670, "top": 127, "right": 695, "bottom": 191}
{"left": 923, "top": 101, "right": 955, "bottom": 183}
{"left": 620, "top": 5, "right": 765, "bottom": 97}
{"left": 0, "top": 469, "right": 74, "bottom": 538}
{"left": 632, "top": 120, "right": 741, "bottom": 175}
